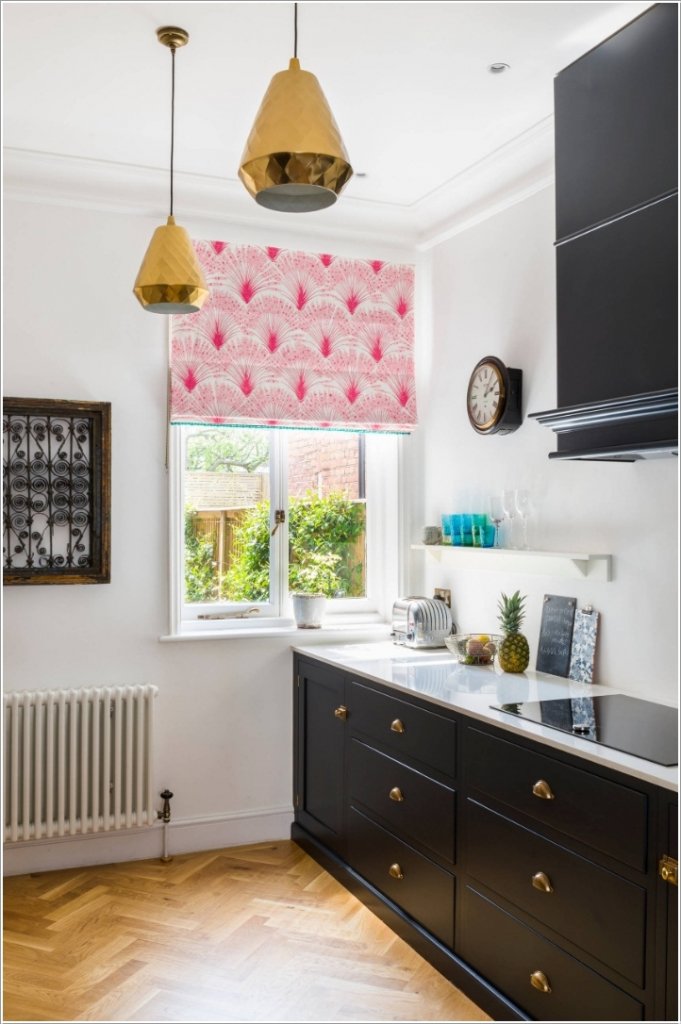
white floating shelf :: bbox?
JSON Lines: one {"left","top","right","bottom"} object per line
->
{"left": 411, "top": 544, "right": 612, "bottom": 581}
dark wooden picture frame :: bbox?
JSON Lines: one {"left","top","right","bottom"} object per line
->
{"left": 3, "top": 398, "right": 111, "bottom": 585}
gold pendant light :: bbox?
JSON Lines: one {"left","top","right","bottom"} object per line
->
{"left": 239, "top": 3, "right": 353, "bottom": 212}
{"left": 133, "top": 27, "right": 208, "bottom": 314}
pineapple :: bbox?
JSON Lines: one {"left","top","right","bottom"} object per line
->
{"left": 497, "top": 590, "right": 530, "bottom": 673}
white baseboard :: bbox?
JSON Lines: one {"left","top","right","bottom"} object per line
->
{"left": 2, "top": 805, "right": 294, "bottom": 876}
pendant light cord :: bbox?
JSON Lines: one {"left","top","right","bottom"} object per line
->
{"left": 169, "top": 45, "right": 176, "bottom": 217}
{"left": 294, "top": 2, "right": 298, "bottom": 59}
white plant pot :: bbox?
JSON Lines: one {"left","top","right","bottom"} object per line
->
{"left": 292, "top": 593, "right": 327, "bottom": 629}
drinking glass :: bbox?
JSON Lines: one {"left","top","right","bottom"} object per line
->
{"left": 487, "top": 496, "right": 505, "bottom": 548}
{"left": 515, "top": 489, "right": 531, "bottom": 550}
{"left": 501, "top": 489, "right": 517, "bottom": 548}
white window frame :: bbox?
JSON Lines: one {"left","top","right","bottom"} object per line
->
{"left": 168, "top": 427, "right": 400, "bottom": 637}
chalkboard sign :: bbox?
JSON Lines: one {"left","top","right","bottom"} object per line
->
{"left": 536, "top": 595, "right": 577, "bottom": 676}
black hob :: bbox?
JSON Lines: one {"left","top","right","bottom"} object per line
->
{"left": 491, "top": 694, "right": 678, "bottom": 766}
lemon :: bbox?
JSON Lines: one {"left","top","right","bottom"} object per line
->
{"left": 477, "top": 634, "right": 490, "bottom": 644}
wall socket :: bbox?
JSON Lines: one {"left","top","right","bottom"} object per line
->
{"left": 433, "top": 588, "right": 451, "bottom": 608}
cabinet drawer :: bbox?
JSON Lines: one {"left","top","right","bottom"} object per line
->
{"left": 466, "top": 799, "right": 646, "bottom": 985}
{"left": 350, "top": 739, "right": 455, "bottom": 862}
{"left": 467, "top": 728, "right": 647, "bottom": 870}
{"left": 459, "top": 886, "right": 643, "bottom": 1021}
{"left": 349, "top": 807, "right": 454, "bottom": 948}
{"left": 349, "top": 680, "right": 457, "bottom": 778}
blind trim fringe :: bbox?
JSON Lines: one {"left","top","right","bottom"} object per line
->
{"left": 169, "top": 241, "right": 417, "bottom": 434}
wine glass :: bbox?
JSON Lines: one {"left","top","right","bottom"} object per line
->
{"left": 514, "top": 489, "right": 531, "bottom": 550}
{"left": 501, "top": 489, "right": 517, "bottom": 548}
{"left": 487, "top": 496, "right": 505, "bottom": 548}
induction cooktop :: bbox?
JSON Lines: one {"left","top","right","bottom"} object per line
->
{"left": 491, "top": 694, "right": 678, "bottom": 766}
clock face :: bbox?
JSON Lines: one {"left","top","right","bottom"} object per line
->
{"left": 467, "top": 361, "right": 506, "bottom": 432}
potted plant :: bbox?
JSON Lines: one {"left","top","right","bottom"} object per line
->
{"left": 290, "top": 553, "right": 341, "bottom": 628}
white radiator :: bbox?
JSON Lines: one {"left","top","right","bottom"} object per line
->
{"left": 3, "top": 685, "right": 158, "bottom": 842}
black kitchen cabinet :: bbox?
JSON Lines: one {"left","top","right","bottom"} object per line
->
{"left": 292, "top": 652, "right": 678, "bottom": 1021}
{"left": 555, "top": 2, "right": 678, "bottom": 241}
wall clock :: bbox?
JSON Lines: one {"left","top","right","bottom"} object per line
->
{"left": 466, "top": 356, "right": 523, "bottom": 435}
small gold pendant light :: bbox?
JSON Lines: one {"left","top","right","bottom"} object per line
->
{"left": 239, "top": 3, "right": 353, "bottom": 212}
{"left": 133, "top": 27, "right": 208, "bottom": 314}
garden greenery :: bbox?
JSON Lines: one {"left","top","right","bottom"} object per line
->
{"left": 185, "top": 492, "right": 365, "bottom": 603}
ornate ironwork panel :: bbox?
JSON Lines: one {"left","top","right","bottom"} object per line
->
{"left": 3, "top": 399, "right": 110, "bottom": 585}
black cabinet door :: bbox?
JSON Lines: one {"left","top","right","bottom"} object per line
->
{"left": 294, "top": 659, "right": 346, "bottom": 855}
{"left": 464, "top": 799, "right": 646, "bottom": 985}
{"left": 349, "top": 739, "right": 456, "bottom": 864}
{"left": 661, "top": 796, "right": 678, "bottom": 1021}
{"left": 349, "top": 807, "right": 455, "bottom": 948}
{"left": 458, "top": 886, "right": 644, "bottom": 1021}
{"left": 466, "top": 727, "right": 648, "bottom": 870}
{"left": 555, "top": 3, "right": 678, "bottom": 240}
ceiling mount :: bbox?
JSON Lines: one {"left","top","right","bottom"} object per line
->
{"left": 156, "top": 27, "right": 189, "bottom": 50}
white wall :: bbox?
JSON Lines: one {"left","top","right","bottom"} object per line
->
{"left": 3, "top": 183, "right": 677, "bottom": 874}
{"left": 414, "top": 185, "right": 679, "bottom": 702}
{"left": 2, "top": 197, "right": 418, "bottom": 873}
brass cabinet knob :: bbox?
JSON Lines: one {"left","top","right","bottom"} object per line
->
{"left": 334, "top": 705, "right": 347, "bottom": 720}
{"left": 390, "top": 718, "right": 405, "bottom": 734}
{"left": 389, "top": 786, "right": 405, "bottom": 802}
{"left": 659, "top": 855, "right": 678, "bottom": 886}
{"left": 528, "top": 966, "right": 548, "bottom": 991}
{"left": 388, "top": 863, "right": 404, "bottom": 880}
{"left": 531, "top": 871, "right": 554, "bottom": 894}
{"left": 529, "top": 970, "right": 551, "bottom": 994}
{"left": 532, "top": 779, "right": 555, "bottom": 801}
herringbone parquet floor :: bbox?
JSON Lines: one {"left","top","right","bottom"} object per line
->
{"left": 3, "top": 840, "right": 490, "bottom": 1023}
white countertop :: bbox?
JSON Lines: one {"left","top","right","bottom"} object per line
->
{"left": 293, "top": 641, "right": 679, "bottom": 792}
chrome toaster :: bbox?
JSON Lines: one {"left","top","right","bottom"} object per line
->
{"left": 391, "top": 596, "right": 454, "bottom": 649}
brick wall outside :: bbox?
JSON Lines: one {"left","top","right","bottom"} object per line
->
{"left": 288, "top": 433, "right": 362, "bottom": 499}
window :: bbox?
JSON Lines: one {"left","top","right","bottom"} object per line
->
{"left": 169, "top": 427, "right": 399, "bottom": 635}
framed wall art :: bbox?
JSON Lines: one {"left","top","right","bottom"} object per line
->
{"left": 3, "top": 398, "right": 111, "bottom": 585}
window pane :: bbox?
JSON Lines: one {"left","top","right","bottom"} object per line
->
{"left": 184, "top": 428, "right": 270, "bottom": 604}
{"left": 288, "top": 432, "right": 367, "bottom": 599}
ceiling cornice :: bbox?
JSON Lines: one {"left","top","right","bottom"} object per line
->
{"left": 413, "top": 116, "right": 555, "bottom": 249}
{"left": 3, "top": 120, "right": 555, "bottom": 250}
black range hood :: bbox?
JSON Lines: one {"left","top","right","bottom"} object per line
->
{"left": 531, "top": 389, "right": 678, "bottom": 462}
{"left": 531, "top": 4, "right": 679, "bottom": 462}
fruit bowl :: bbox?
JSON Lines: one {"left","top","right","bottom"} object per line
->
{"left": 445, "top": 633, "right": 503, "bottom": 666}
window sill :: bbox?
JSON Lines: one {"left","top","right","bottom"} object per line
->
{"left": 159, "top": 621, "right": 393, "bottom": 643}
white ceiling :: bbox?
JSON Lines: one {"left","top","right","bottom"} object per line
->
{"left": 2, "top": 1, "right": 652, "bottom": 239}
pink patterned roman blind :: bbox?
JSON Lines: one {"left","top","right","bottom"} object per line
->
{"left": 169, "top": 242, "right": 417, "bottom": 433}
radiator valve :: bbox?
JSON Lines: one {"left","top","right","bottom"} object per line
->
{"left": 158, "top": 789, "right": 173, "bottom": 824}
